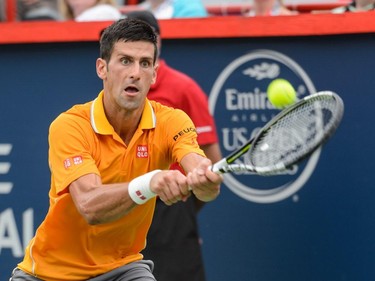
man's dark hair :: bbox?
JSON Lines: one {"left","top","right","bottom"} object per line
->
{"left": 100, "top": 18, "right": 158, "bottom": 63}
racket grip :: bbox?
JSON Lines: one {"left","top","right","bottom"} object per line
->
{"left": 211, "top": 158, "right": 228, "bottom": 174}
{"left": 187, "top": 160, "right": 228, "bottom": 191}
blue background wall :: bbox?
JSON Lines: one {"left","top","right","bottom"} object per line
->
{"left": 0, "top": 33, "right": 374, "bottom": 280}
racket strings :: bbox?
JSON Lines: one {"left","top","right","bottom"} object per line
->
{"left": 248, "top": 96, "right": 339, "bottom": 170}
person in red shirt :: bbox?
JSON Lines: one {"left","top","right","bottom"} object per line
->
{"left": 126, "top": 11, "right": 222, "bottom": 281}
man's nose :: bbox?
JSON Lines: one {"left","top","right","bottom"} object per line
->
{"left": 129, "top": 63, "right": 141, "bottom": 79}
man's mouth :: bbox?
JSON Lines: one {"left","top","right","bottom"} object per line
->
{"left": 125, "top": 86, "right": 139, "bottom": 94}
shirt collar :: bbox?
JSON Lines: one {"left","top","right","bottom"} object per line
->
{"left": 90, "top": 90, "right": 156, "bottom": 135}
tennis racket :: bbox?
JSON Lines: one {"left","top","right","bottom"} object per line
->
{"left": 212, "top": 91, "right": 344, "bottom": 175}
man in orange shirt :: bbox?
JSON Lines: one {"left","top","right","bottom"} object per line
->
{"left": 10, "top": 18, "right": 222, "bottom": 281}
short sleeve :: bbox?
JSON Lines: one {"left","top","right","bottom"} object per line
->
{"left": 162, "top": 108, "right": 206, "bottom": 164}
{"left": 48, "top": 113, "right": 100, "bottom": 195}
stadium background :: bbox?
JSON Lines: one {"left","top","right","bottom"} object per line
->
{"left": 0, "top": 13, "right": 375, "bottom": 280}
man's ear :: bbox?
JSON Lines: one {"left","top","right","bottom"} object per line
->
{"left": 151, "top": 63, "right": 159, "bottom": 85}
{"left": 96, "top": 58, "right": 107, "bottom": 80}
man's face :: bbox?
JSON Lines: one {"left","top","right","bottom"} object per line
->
{"left": 96, "top": 40, "right": 158, "bottom": 113}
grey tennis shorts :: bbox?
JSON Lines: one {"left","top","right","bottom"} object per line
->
{"left": 10, "top": 260, "right": 156, "bottom": 281}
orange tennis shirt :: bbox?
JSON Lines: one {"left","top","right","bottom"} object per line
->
{"left": 18, "top": 91, "right": 205, "bottom": 280}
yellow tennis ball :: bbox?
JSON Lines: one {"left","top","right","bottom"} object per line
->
{"left": 267, "top": 79, "right": 297, "bottom": 109}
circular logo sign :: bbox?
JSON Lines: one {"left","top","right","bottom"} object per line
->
{"left": 209, "top": 49, "right": 320, "bottom": 203}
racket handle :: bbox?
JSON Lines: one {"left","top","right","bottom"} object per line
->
{"left": 211, "top": 158, "right": 228, "bottom": 174}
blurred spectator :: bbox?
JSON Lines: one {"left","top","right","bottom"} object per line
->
{"left": 138, "top": 0, "right": 207, "bottom": 19}
{"left": 0, "top": 0, "right": 5, "bottom": 21}
{"left": 18, "top": 0, "right": 61, "bottom": 21}
{"left": 248, "top": 0, "right": 297, "bottom": 16}
{"left": 331, "top": 0, "right": 375, "bottom": 12}
{"left": 125, "top": 10, "right": 221, "bottom": 281}
{"left": 59, "top": 0, "right": 122, "bottom": 21}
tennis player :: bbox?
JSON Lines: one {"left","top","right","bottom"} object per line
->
{"left": 9, "top": 18, "right": 222, "bottom": 281}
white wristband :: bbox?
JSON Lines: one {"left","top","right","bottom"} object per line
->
{"left": 128, "top": 170, "right": 161, "bottom": 204}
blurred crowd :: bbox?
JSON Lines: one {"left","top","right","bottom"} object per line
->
{"left": 0, "top": 0, "right": 373, "bottom": 22}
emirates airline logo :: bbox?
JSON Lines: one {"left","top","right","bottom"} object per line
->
{"left": 209, "top": 50, "right": 320, "bottom": 203}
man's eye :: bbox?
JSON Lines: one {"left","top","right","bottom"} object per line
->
{"left": 141, "top": 61, "right": 151, "bottom": 68}
{"left": 121, "top": 58, "right": 130, "bottom": 65}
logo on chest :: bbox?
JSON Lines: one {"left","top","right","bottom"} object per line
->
{"left": 136, "top": 145, "right": 148, "bottom": 158}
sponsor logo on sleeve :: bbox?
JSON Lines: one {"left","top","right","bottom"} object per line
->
{"left": 173, "top": 127, "right": 196, "bottom": 141}
{"left": 64, "top": 156, "right": 83, "bottom": 169}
